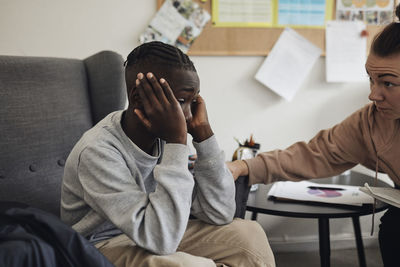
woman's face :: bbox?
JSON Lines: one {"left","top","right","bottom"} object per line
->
{"left": 366, "top": 52, "right": 400, "bottom": 120}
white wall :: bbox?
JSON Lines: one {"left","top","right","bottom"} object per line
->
{"left": 1, "top": 0, "right": 391, "bottom": 252}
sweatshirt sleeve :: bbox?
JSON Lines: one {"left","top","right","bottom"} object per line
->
{"left": 190, "top": 135, "right": 235, "bottom": 224}
{"left": 77, "top": 143, "right": 194, "bottom": 255}
{"left": 245, "top": 106, "right": 371, "bottom": 185}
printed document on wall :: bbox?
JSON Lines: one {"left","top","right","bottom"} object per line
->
{"left": 255, "top": 28, "right": 321, "bottom": 101}
{"left": 325, "top": 20, "right": 367, "bottom": 82}
{"left": 140, "top": 0, "right": 210, "bottom": 53}
{"left": 212, "top": 0, "right": 274, "bottom": 27}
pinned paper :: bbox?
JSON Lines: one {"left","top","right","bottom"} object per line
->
{"left": 255, "top": 28, "right": 322, "bottom": 101}
{"left": 140, "top": 0, "right": 210, "bottom": 53}
{"left": 325, "top": 20, "right": 367, "bottom": 82}
{"left": 336, "top": 0, "right": 394, "bottom": 25}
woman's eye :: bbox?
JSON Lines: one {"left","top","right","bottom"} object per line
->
{"left": 177, "top": 98, "right": 185, "bottom": 104}
{"left": 383, "top": 81, "right": 395, "bottom": 87}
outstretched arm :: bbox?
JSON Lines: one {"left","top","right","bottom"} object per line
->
{"left": 242, "top": 107, "right": 372, "bottom": 185}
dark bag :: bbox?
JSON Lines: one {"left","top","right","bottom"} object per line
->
{"left": 0, "top": 202, "right": 114, "bottom": 267}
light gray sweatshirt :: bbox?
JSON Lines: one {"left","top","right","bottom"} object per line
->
{"left": 60, "top": 111, "right": 235, "bottom": 255}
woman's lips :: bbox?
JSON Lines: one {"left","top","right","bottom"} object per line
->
{"left": 376, "top": 106, "right": 391, "bottom": 112}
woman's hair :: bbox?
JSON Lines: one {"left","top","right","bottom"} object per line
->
{"left": 124, "top": 41, "right": 196, "bottom": 72}
{"left": 371, "top": 4, "right": 400, "bottom": 57}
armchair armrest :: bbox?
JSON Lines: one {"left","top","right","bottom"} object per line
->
{"left": 234, "top": 176, "right": 251, "bottom": 219}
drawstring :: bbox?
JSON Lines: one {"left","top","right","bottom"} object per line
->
{"left": 370, "top": 158, "right": 379, "bottom": 235}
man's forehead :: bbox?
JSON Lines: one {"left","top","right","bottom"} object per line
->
{"left": 132, "top": 64, "right": 197, "bottom": 80}
{"left": 366, "top": 52, "right": 400, "bottom": 76}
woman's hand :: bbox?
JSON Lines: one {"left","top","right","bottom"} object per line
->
{"left": 226, "top": 160, "right": 249, "bottom": 181}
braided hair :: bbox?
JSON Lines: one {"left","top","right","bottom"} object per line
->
{"left": 125, "top": 41, "right": 196, "bottom": 72}
{"left": 371, "top": 4, "right": 400, "bottom": 57}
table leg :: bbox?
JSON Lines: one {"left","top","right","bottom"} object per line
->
{"left": 352, "top": 216, "right": 366, "bottom": 267}
{"left": 318, "top": 218, "right": 330, "bottom": 267}
{"left": 251, "top": 212, "right": 258, "bottom": 221}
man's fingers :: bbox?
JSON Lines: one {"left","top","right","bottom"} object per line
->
{"left": 195, "top": 95, "right": 205, "bottom": 103}
{"left": 146, "top": 73, "right": 169, "bottom": 104}
{"left": 138, "top": 73, "right": 159, "bottom": 106}
{"left": 160, "top": 78, "right": 177, "bottom": 103}
{"left": 136, "top": 77, "right": 152, "bottom": 110}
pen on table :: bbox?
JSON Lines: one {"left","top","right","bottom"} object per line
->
{"left": 308, "top": 186, "right": 345, "bottom": 191}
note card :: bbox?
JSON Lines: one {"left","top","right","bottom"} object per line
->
{"left": 255, "top": 28, "right": 322, "bottom": 101}
{"left": 325, "top": 20, "right": 367, "bottom": 82}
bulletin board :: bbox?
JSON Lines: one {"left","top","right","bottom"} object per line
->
{"left": 156, "top": 0, "right": 384, "bottom": 56}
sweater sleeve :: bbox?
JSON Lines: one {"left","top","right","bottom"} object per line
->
{"left": 190, "top": 135, "right": 235, "bottom": 225}
{"left": 246, "top": 106, "right": 371, "bottom": 185}
{"left": 77, "top": 143, "right": 194, "bottom": 255}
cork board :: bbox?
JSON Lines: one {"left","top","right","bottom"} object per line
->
{"left": 156, "top": 0, "right": 383, "bottom": 56}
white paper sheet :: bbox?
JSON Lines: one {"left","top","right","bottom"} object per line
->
{"left": 255, "top": 28, "right": 322, "bottom": 101}
{"left": 325, "top": 20, "right": 367, "bottom": 82}
{"left": 268, "top": 181, "right": 374, "bottom": 206}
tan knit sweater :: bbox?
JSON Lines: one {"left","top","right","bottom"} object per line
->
{"left": 245, "top": 103, "right": 400, "bottom": 186}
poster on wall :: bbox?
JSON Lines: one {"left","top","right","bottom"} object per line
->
{"left": 140, "top": 0, "right": 210, "bottom": 53}
{"left": 212, "top": 0, "right": 334, "bottom": 28}
{"left": 336, "top": 0, "right": 395, "bottom": 25}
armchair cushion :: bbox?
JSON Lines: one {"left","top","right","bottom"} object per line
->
{"left": 0, "top": 51, "right": 126, "bottom": 216}
{"left": 234, "top": 176, "right": 251, "bottom": 219}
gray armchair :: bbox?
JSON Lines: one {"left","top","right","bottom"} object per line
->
{"left": 0, "top": 51, "right": 127, "bottom": 216}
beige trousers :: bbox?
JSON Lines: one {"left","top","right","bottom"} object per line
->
{"left": 95, "top": 218, "right": 275, "bottom": 267}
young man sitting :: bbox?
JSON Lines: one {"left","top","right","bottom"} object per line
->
{"left": 61, "top": 41, "right": 275, "bottom": 267}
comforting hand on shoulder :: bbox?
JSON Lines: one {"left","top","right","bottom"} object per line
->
{"left": 226, "top": 160, "right": 249, "bottom": 181}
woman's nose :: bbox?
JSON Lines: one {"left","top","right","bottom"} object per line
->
{"left": 368, "top": 84, "right": 384, "bottom": 102}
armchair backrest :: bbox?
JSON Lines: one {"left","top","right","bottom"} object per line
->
{"left": 0, "top": 51, "right": 127, "bottom": 216}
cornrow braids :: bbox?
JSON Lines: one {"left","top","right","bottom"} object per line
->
{"left": 371, "top": 4, "right": 400, "bottom": 57}
{"left": 125, "top": 41, "right": 196, "bottom": 72}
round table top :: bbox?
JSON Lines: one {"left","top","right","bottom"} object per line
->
{"left": 246, "top": 172, "right": 391, "bottom": 219}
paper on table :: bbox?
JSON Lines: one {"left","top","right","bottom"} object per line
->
{"left": 255, "top": 28, "right": 322, "bottom": 101}
{"left": 325, "top": 20, "right": 367, "bottom": 82}
{"left": 268, "top": 181, "right": 374, "bottom": 206}
{"left": 360, "top": 183, "right": 400, "bottom": 208}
